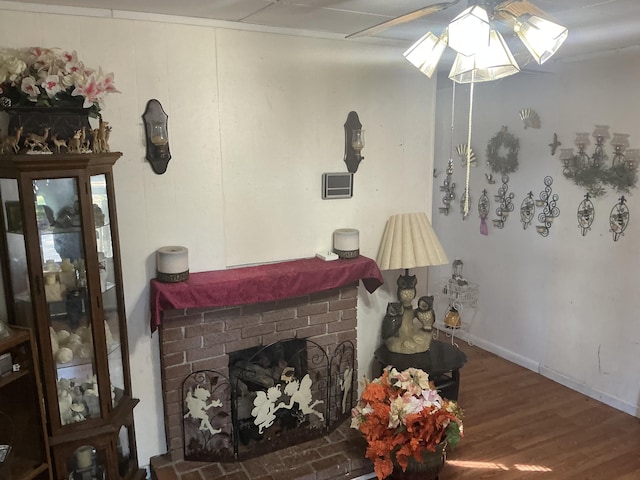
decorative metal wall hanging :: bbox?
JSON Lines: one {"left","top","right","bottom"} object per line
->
{"left": 548, "top": 133, "right": 561, "bottom": 155}
{"left": 519, "top": 108, "right": 540, "bottom": 129}
{"left": 609, "top": 196, "right": 629, "bottom": 241}
{"left": 535, "top": 176, "right": 560, "bottom": 237}
{"left": 486, "top": 126, "right": 519, "bottom": 175}
{"left": 559, "top": 125, "right": 639, "bottom": 197}
{"left": 460, "top": 189, "right": 471, "bottom": 220}
{"left": 439, "top": 159, "right": 456, "bottom": 215}
{"left": 492, "top": 174, "right": 515, "bottom": 229}
{"left": 478, "top": 189, "right": 490, "bottom": 235}
{"left": 520, "top": 191, "right": 535, "bottom": 229}
{"left": 577, "top": 192, "right": 595, "bottom": 236}
{"left": 456, "top": 144, "right": 477, "bottom": 167}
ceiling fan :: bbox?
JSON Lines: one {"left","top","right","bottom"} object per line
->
{"left": 346, "top": 0, "right": 549, "bottom": 40}
{"left": 346, "top": 0, "right": 568, "bottom": 83}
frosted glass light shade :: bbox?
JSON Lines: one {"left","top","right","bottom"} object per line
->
{"left": 514, "top": 14, "right": 568, "bottom": 64}
{"left": 448, "top": 6, "right": 490, "bottom": 57}
{"left": 376, "top": 212, "right": 448, "bottom": 270}
{"left": 449, "top": 30, "right": 520, "bottom": 84}
{"left": 403, "top": 30, "right": 448, "bottom": 78}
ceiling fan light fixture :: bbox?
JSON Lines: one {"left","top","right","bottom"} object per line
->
{"left": 514, "top": 14, "right": 568, "bottom": 64}
{"left": 403, "top": 30, "right": 448, "bottom": 78}
{"left": 447, "top": 5, "right": 490, "bottom": 57}
{"left": 449, "top": 29, "right": 520, "bottom": 84}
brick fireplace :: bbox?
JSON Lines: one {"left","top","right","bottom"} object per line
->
{"left": 150, "top": 256, "right": 384, "bottom": 467}
{"left": 159, "top": 283, "right": 359, "bottom": 461}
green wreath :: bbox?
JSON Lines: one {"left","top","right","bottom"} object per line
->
{"left": 486, "top": 126, "right": 519, "bottom": 175}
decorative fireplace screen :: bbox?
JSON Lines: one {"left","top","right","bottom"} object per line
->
{"left": 181, "top": 339, "right": 356, "bottom": 462}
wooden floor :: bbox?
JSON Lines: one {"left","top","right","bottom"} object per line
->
{"left": 437, "top": 341, "right": 640, "bottom": 479}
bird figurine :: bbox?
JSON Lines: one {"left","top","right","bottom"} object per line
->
{"left": 549, "top": 133, "right": 561, "bottom": 156}
{"left": 381, "top": 302, "right": 404, "bottom": 340}
{"left": 415, "top": 295, "right": 436, "bottom": 332}
{"left": 396, "top": 273, "right": 417, "bottom": 306}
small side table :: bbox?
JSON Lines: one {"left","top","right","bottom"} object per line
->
{"left": 373, "top": 340, "right": 467, "bottom": 400}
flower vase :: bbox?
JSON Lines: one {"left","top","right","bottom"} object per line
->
{"left": 389, "top": 443, "right": 446, "bottom": 480}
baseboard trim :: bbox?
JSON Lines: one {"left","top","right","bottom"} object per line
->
{"left": 465, "top": 334, "right": 639, "bottom": 418}
{"left": 539, "top": 365, "right": 639, "bottom": 417}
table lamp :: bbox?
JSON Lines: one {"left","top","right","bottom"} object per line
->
{"left": 376, "top": 212, "right": 448, "bottom": 354}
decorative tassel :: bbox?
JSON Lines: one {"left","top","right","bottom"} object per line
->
{"left": 480, "top": 217, "right": 488, "bottom": 236}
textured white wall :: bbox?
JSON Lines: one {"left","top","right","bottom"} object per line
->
{"left": 0, "top": 7, "right": 437, "bottom": 468}
{"left": 432, "top": 50, "right": 640, "bottom": 417}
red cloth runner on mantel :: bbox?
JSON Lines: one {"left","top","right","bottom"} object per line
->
{"left": 149, "top": 255, "right": 384, "bottom": 333}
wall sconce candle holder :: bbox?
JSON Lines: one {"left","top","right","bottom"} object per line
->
{"left": 520, "top": 191, "right": 535, "bottom": 230}
{"left": 492, "top": 174, "right": 514, "bottom": 229}
{"left": 478, "top": 189, "right": 490, "bottom": 235}
{"left": 439, "top": 159, "right": 456, "bottom": 215}
{"left": 609, "top": 196, "right": 629, "bottom": 241}
{"left": 143, "top": 99, "right": 171, "bottom": 174}
{"left": 535, "top": 176, "right": 559, "bottom": 237}
{"left": 560, "top": 125, "right": 638, "bottom": 196}
{"left": 344, "top": 111, "right": 365, "bottom": 173}
{"left": 577, "top": 192, "right": 595, "bottom": 236}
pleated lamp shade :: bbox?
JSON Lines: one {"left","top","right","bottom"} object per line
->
{"left": 376, "top": 212, "right": 449, "bottom": 270}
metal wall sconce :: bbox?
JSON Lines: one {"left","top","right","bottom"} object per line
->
{"left": 609, "top": 196, "right": 629, "bottom": 241}
{"left": 560, "top": 125, "right": 639, "bottom": 197}
{"left": 577, "top": 193, "right": 595, "bottom": 236}
{"left": 439, "top": 159, "right": 456, "bottom": 215}
{"left": 535, "top": 176, "right": 559, "bottom": 237}
{"left": 344, "top": 111, "right": 365, "bottom": 173}
{"left": 478, "top": 189, "right": 489, "bottom": 235}
{"left": 143, "top": 99, "right": 171, "bottom": 174}
{"left": 520, "top": 191, "right": 535, "bottom": 230}
{"left": 492, "top": 174, "right": 514, "bottom": 229}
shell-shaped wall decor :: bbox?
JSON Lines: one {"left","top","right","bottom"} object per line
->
{"left": 456, "top": 144, "right": 477, "bottom": 167}
{"left": 520, "top": 108, "right": 541, "bottom": 129}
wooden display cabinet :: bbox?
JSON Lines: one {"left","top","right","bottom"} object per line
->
{"left": 0, "top": 153, "right": 144, "bottom": 480}
{"left": 0, "top": 326, "right": 52, "bottom": 480}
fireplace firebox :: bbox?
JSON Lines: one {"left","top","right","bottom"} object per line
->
{"left": 180, "top": 338, "right": 355, "bottom": 462}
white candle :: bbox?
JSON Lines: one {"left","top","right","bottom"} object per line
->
{"left": 333, "top": 229, "right": 359, "bottom": 258}
{"left": 75, "top": 446, "right": 94, "bottom": 469}
{"left": 156, "top": 246, "right": 189, "bottom": 274}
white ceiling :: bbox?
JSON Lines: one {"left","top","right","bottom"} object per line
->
{"left": 6, "top": 0, "right": 640, "bottom": 70}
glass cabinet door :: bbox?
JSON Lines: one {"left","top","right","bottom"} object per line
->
{"left": 91, "top": 173, "right": 125, "bottom": 408}
{"left": 34, "top": 177, "right": 101, "bottom": 425}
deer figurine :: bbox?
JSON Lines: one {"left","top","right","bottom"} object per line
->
{"left": 67, "top": 130, "right": 83, "bottom": 153}
{"left": 1, "top": 126, "right": 23, "bottom": 154}
{"left": 24, "top": 127, "right": 51, "bottom": 153}
{"left": 51, "top": 135, "right": 68, "bottom": 153}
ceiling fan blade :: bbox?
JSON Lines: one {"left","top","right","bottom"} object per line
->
{"left": 346, "top": 0, "right": 462, "bottom": 39}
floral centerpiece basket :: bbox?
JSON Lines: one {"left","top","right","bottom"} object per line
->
{"left": 0, "top": 47, "right": 119, "bottom": 152}
{"left": 351, "top": 367, "right": 463, "bottom": 480}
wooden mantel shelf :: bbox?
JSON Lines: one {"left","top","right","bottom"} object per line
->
{"left": 149, "top": 255, "right": 383, "bottom": 332}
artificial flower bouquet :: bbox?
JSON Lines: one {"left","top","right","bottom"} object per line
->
{"left": 0, "top": 47, "right": 119, "bottom": 118}
{"left": 351, "top": 366, "right": 463, "bottom": 479}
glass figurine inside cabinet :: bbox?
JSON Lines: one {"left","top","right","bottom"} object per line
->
{"left": 0, "top": 153, "right": 144, "bottom": 480}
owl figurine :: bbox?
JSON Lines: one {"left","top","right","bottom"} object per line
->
{"left": 396, "top": 274, "right": 417, "bottom": 306}
{"left": 381, "top": 302, "right": 404, "bottom": 340}
{"left": 415, "top": 295, "right": 435, "bottom": 332}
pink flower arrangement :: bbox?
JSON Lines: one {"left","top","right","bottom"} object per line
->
{"left": 0, "top": 47, "right": 119, "bottom": 118}
{"left": 351, "top": 366, "right": 463, "bottom": 479}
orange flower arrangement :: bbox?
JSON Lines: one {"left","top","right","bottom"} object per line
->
{"left": 351, "top": 366, "right": 463, "bottom": 479}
